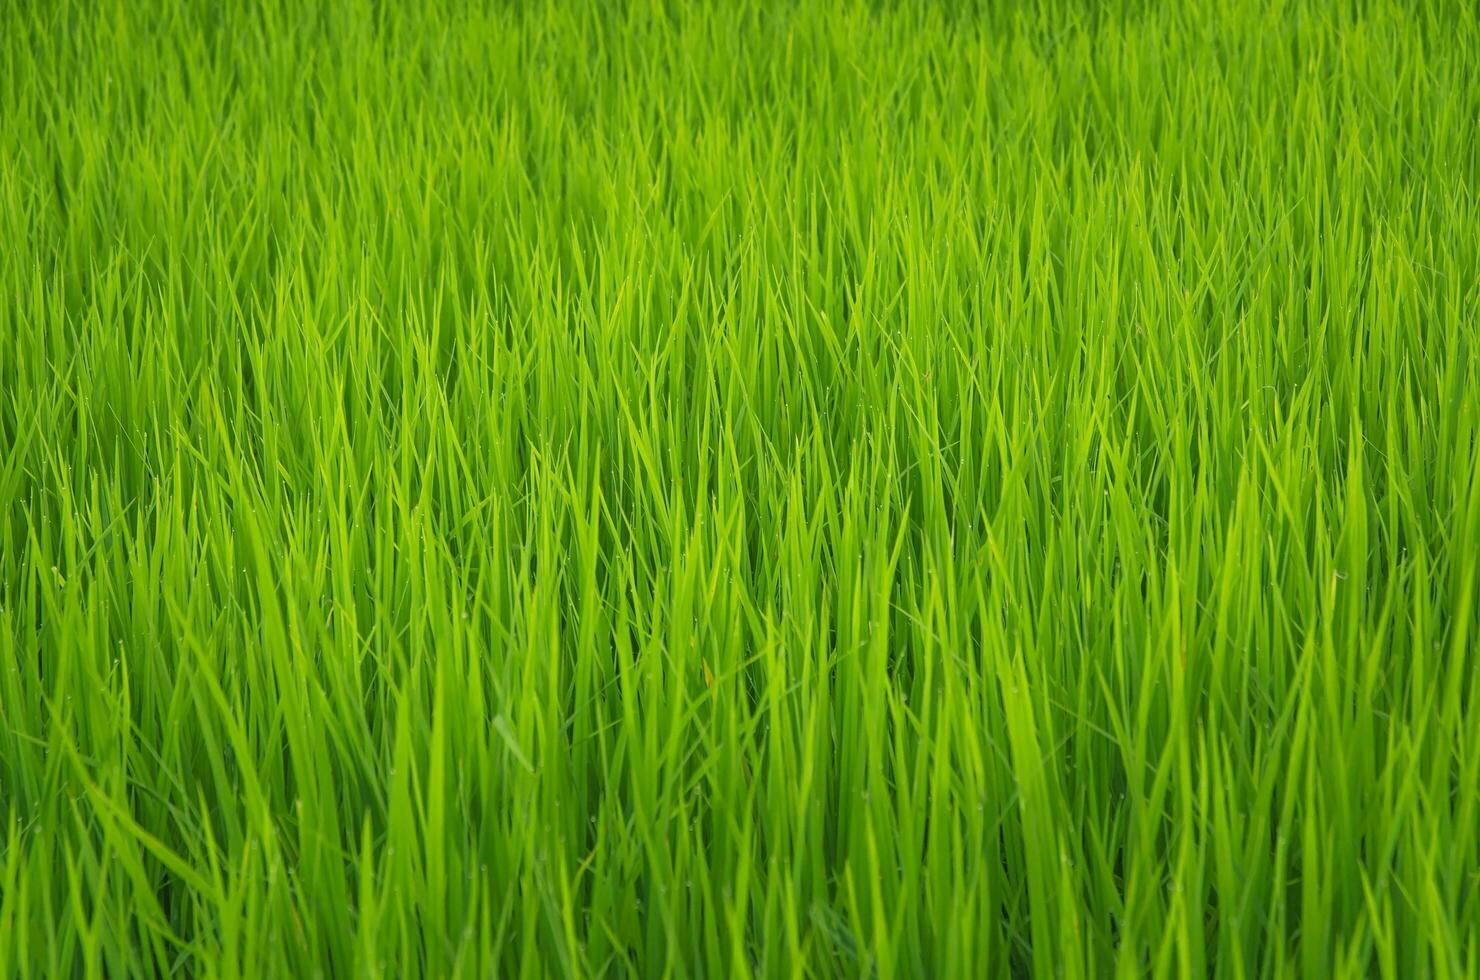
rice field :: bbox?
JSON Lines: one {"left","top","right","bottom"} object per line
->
{"left": 2, "top": 1, "right": 1479, "bottom": 976}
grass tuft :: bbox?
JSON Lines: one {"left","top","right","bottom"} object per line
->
{"left": 2, "top": 1, "right": 1479, "bottom": 976}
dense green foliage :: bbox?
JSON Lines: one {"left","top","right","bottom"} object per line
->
{"left": 3, "top": 1, "right": 1479, "bottom": 976}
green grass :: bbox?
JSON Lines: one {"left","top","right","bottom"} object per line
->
{"left": 2, "top": 0, "right": 1479, "bottom": 976}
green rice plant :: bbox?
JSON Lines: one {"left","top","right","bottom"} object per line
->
{"left": 1, "top": 0, "right": 1478, "bottom": 976}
